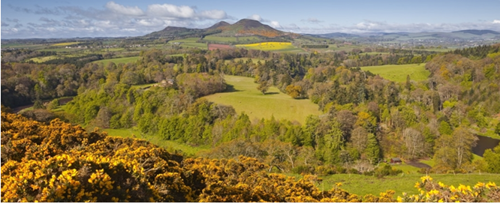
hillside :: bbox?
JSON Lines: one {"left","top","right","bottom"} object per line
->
{"left": 452, "top": 29, "right": 500, "bottom": 35}
{"left": 144, "top": 19, "right": 292, "bottom": 40}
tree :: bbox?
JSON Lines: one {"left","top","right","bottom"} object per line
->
{"left": 322, "top": 120, "right": 344, "bottom": 164}
{"left": 405, "top": 75, "right": 411, "bottom": 90}
{"left": 285, "top": 84, "right": 302, "bottom": 99}
{"left": 364, "top": 133, "right": 380, "bottom": 164}
{"left": 434, "top": 126, "right": 477, "bottom": 169}
{"left": 453, "top": 126, "right": 477, "bottom": 169}
{"left": 257, "top": 80, "right": 271, "bottom": 95}
{"left": 495, "top": 122, "right": 500, "bottom": 136}
{"left": 350, "top": 126, "right": 368, "bottom": 153}
{"left": 403, "top": 128, "right": 424, "bottom": 160}
{"left": 483, "top": 144, "right": 500, "bottom": 173}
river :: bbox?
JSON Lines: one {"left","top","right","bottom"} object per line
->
{"left": 472, "top": 135, "right": 500, "bottom": 157}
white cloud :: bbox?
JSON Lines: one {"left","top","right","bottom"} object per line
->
{"left": 137, "top": 18, "right": 165, "bottom": 27}
{"left": 246, "top": 14, "right": 281, "bottom": 28}
{"left": 493, "top": 20, "right": 500, "bottom": 24}
{"left": 302, "top": 18, "right": 323, "bottom": 24}
{"left": 105, "top": 1, "right": 144, "bottom": 16}
{"left": 198, "top": 10, "right": 227, "bottom": 19}
{"left": 270, "top": 21, "right": 281, "bottom": 28}
{"left": 2, "top": 1, "right": 235, "bottom": 38}
{"left": 147, "top": 4, "right": 195, "bottom": 18}
{"left": 248, "top": 14, "right": 262, "bottom": 21}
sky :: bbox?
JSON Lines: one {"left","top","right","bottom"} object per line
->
{"left": 2, "top": 0, "right": 500, "bottom": 39}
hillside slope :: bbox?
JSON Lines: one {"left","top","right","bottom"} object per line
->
{"left": 144, "top": 19, "right": 295, "bottom": 40}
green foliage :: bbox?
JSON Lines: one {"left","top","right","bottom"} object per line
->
{"left": 438, "top": 121, "right": 453, "bottom": 135}
{"left": 495, "top": 123, "right": 500, "bottom": 136}
{"left": 483, "top": 144, "right": 500, "bottom": 173}
{"left": 364, "top": 133, "right": 381, "bottom": 164}
{"left": 372, "top": 163, "right": 403, "bottom": 178}
{"left": 433, "top": 126, "right": 477, "bottom": 170}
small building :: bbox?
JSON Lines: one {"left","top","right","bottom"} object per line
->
{"left": 390, "top": 158, "right": 402, "bottom": 164}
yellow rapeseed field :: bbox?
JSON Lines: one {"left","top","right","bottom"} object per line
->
{"left": 51, "top": 42, "right": 80, "bottom": 47}
{"left": 236, "top": 42, "right": 294, "bottom": 51}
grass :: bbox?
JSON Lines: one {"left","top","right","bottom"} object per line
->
{"left": 170, "top": 38, "right": 207, "bottom": 49}
{"left": 94, "top": 56, "right": 140, "bottom": 64}
{"left": 102, "top": 128, "right": 207, "bottom": 157}
{"left": 391, "top": 163, "right": 421, "bottom": 174}
{"left": 361, "top": 63, "right": 430, "bottom": 82}
{"left": 203, "top": 75, "right": 322, "bottom": 124}
{"left": 131, "top": 83, "right": 157, "bottom": 89}
{"left": 29, "top": 56, "right": 58, "bottom": 63}
{"left": 317, "top": 173, "right": 500, "bottom": 196}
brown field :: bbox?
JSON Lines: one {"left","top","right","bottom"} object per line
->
{"left": 208, "top": 43, "right": 234, "bottom": 50}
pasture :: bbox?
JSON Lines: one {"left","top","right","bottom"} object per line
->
{"left": 169, "top": 38, "right": 207, "bottom": 49}
{"left": 361, "top": 63, "right": 430, "bottom": 82}
{"left": 103, "top": 128, "right": 207, "bottom": 157}
{"left": 203, "top": 75, "right": 322, "bottom": 124}
{"left": 29, "top": 56, "right": 58, "bottom": 63}
{"left": 317, "top": 173, "right": 500, "bottom": 197}
{"left": 94, "top": 56, "right": 140, "bottom": 64}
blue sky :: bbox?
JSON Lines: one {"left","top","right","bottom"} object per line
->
{"left": 2, "top": 0, "right": 500, "bottom": 39}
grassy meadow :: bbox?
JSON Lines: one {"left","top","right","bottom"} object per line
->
{"left": 170, "top": 38, "right": 208, "bottom": 49}
{"left": 94, "top": 56, "right": 140, "bottom": 64}
{"left": 203, "top": 75, "right": 322, "bottom": 124}
{"left": 317, "top": 173, "right": 500, "bottom": 196}
{"left": 361, "top": 63, "right": 430, "bottom": 82}
{"left": 103, "top": 128, "right": 207, "bottom": 156}
{"left": 29, "top": 56, "right": 58, "bottom": 63}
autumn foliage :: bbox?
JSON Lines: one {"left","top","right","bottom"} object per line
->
{"left": 2, "top": 112, "right": 499, "bottom": 202}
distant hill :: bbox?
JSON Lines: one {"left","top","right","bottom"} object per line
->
{"left": 144, "top": 19, "right": 291, "bottom": 40}
{"left": 306, "top": 32, "right": 359, "bottom": 38}
{"left": 206, "top": 21, "right": 230, "bottom": 30}
{"left": 452, "top": 29, "right": 500, "bottom": 35}
{"left": 218, "top": 19, "right": 286, "bottom": 38}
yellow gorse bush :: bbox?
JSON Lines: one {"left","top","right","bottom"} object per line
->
{"left": 398, "top": 176, "right": 500, "bottom": 202}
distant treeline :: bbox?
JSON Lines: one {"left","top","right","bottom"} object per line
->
{"left": 302, "top": 45, "right": 329, "bottom": 48}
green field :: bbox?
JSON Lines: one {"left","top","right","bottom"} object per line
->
{"left": 94, "top": 56, "right": 140, "bottom": 64}
{"left": 361, "top": 63, "right": 430, "bottom": 82}
{"left": 102, "top": 128, "right": 207, "bottom": 156}
{"left": 170, "top": 38, "right": 207, "bottom": 49}
{"left": 203, "top": 75, "right": 322, "bottom": 124}
{"left": 29, "top": 56, "right": 58, "bottom": 63}
{"left": 316, "top": 173, "right": 500, "bottom": 196}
